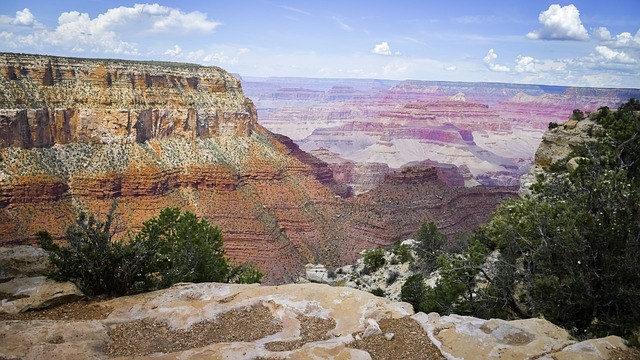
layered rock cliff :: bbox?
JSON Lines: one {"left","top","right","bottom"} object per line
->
{"left": 0, "top": 53, "right": 515, "bottom": 283}
{"left": 0, "top": 53, "right": 329, "bottom": 283}
{"left": 243, "top": 77, "right": 640, "bottom": 190}
{"left": 0, "top": 53, "right": 256, "bottom": 146}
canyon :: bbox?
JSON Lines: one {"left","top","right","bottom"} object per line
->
{"left": 0, "top": 53, "right": 514, "bottom": 283}
{"left": 242, "top": 77, "right": 640, "bottom": 191}
{"left": 2, "top": 54, "right": 639, "bottom": 359}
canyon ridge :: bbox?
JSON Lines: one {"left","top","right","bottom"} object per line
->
{"left": 242, "top": 77, "right": 639, "bottom": 192}
{"left": 0, "top": 53, "right": 520, "bottom": 283}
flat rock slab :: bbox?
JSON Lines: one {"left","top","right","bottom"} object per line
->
{"left": 414, "top": 312, "right": 627, "bottom": 360}
{"left": 0, "top": 276, "right": 84, "bottom": 314}
{"left": 0, "top": 245, "right": 51, "bottom": 281}
{"left": 0, "top": 282, "right": 631, "bottom": 360}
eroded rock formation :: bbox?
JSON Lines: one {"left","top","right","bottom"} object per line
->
{"left": 0, "top": 53, "right": 515, "bottom": 283}
{"left": 244, "top": 77, "right": 640, "bottom": 190}
{"left": 0, "top": 54, "right": 256, "bottom": 147}
{"left": 520, "top": 115, "right": 601, "bottom": 194}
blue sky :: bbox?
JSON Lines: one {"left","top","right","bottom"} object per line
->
{"left": 1, "top": 1, "right": 639, "bottom": 88}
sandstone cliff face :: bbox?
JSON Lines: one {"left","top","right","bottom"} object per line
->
{"left": 0, "top": 53, "right": 323, "bottom": 283}
{"left": 0, "top": 52, "right": 256, "bottom": 147}
{"left": 0, "top": 53, "right": 515, "bottom": 283}
{"left": 534, "top": 119, "right": 597, "bottom": 168}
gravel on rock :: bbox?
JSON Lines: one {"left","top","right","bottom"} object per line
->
{"left": 348, "top": 316, "right": 446, "bottom": 360}
{"left": 2, "top": 299, "right": 638, "bottom": 360}
{"left": 107, "top": 304, "right": 281, "bottom": 357}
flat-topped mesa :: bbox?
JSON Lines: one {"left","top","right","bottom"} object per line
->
{"left": 0, "top": 53, "right": 257, "bottom": 148}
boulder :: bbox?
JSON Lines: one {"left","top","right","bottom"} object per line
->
{"left": 415, "top": 312, "right": 628, "bottom": 360}
{"left": 0, "top": 245, "right": 51, "bottom": 281}
{"left": 0, "top": 245, "right": 83, "bottom": 314}
{"left": 0, "top": 276, "right": 84, "bottom": 314}
{"left": 304, "top": 263, "right": 331, "bottom": 284}
{"left": 567, "top": 157, "right": 588, "bottom": 173}
{"left": 564, "top": 119, "right": 579, "bottom": 130}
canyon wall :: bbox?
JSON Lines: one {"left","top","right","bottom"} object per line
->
{"left": 0, "top": 53, "right": 256, "bottom": 147}
{"left": 0, "top": 53, "right": 326, "bottom": 283}
{"left": 243, "top": 77, "right": 640, "bottom": 192}
{"left": 1, "top": 54, "right": 515, "bottom": 283}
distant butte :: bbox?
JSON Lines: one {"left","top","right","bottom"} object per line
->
{"left": 243, "top": 77, "right": 640, "bottom": 191}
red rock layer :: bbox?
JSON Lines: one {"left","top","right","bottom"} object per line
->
{"left": 329, "top": 167, "right": 517, "bottom": 265}
{"left": 0, "top": 54, "right": 518, "bottom": 283}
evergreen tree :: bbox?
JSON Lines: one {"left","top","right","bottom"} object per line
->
{"left": 38, "top": 207, "right": 232, "bottom": 296}
{"left": 422, "top": 99, "right": 640, "bottom": 340}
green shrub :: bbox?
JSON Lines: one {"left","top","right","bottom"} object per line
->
{"left": 571, "top": 109, "right": 585, "bottom": 121}
{"left": 400, "top": 274, "right": 426, "bottom": 312}
{"left": 391, "top": 240, "right": 413, "bottom": 263}
{"left": 36, "top": 205, "right": 152, "bottom": 296}
{"left": 38, "top": 206, "right": 230, "bottom": 297}
{"left": 134, "top": 207, "right": 229, "bottom": 288}
{"left": 420, "top": 241, "right": 490, "bottom": 316}
{"left": 363, "top": 248, "right": 385, "bottom": 272}
{"left": 227, "top": 263, "right": 263, "bottom": 284}
{"left": 414, "top": 222, "right": 446, "bottom": 272}
{"left": 370, "top": 287, "right": 385, "bottom": 297}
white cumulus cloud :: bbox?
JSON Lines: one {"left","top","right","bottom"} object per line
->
{"left": 164, "top": 44, "right": 182, "bottom": 57}
{"left": 14, "top": 8, "right": 37, "bottom": 26}
{"left": 0, "top": 4, "right": 221, "bottom": 56}
{"left": 372, "top": 41, "right": 400, "bottom": 56}
{"left": 526, "top": 4, "right": 589, "bottom": 41}
{"left": 483, "top": 49, "right": 510, "bottom": 72}
{"left": 0, "top": 8, "right": 42, "bottom": 28}
{"left": 592, "top": 27, "right": 611, "bottom": 41}
{"left": 610, "top": 31, "right": 640, "bottom": 48}
{"left": 590, "top": 30, "right": 640, "bottom": 65}
{"left": 372, "top": 42, "right": 392, "bottom": 56}
{"left": 90, "top": 4, "right": 220, "bottom": 33}
{"left": 593, "top": 45, "right": 636, "bottom": 64}
{"left": 515, "top": 56, "right": 536, "bottom": 73}
{"left": 47, "top": 10, "right": 139, "bottom": 54}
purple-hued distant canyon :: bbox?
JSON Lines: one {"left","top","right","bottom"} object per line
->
{"left": 243, "top": 77, "right": 639, "bottom": 192}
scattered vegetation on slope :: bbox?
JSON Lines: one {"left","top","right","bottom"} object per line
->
{"left": 400, "top": 98, "right": 640, "bottom": 342}
{"left": 37, "top": 205, "right": 262, "bottom": 297}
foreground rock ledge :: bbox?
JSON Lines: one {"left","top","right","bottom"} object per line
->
{"left": 0, "top": 282, "right": 629, "bottom": 360}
